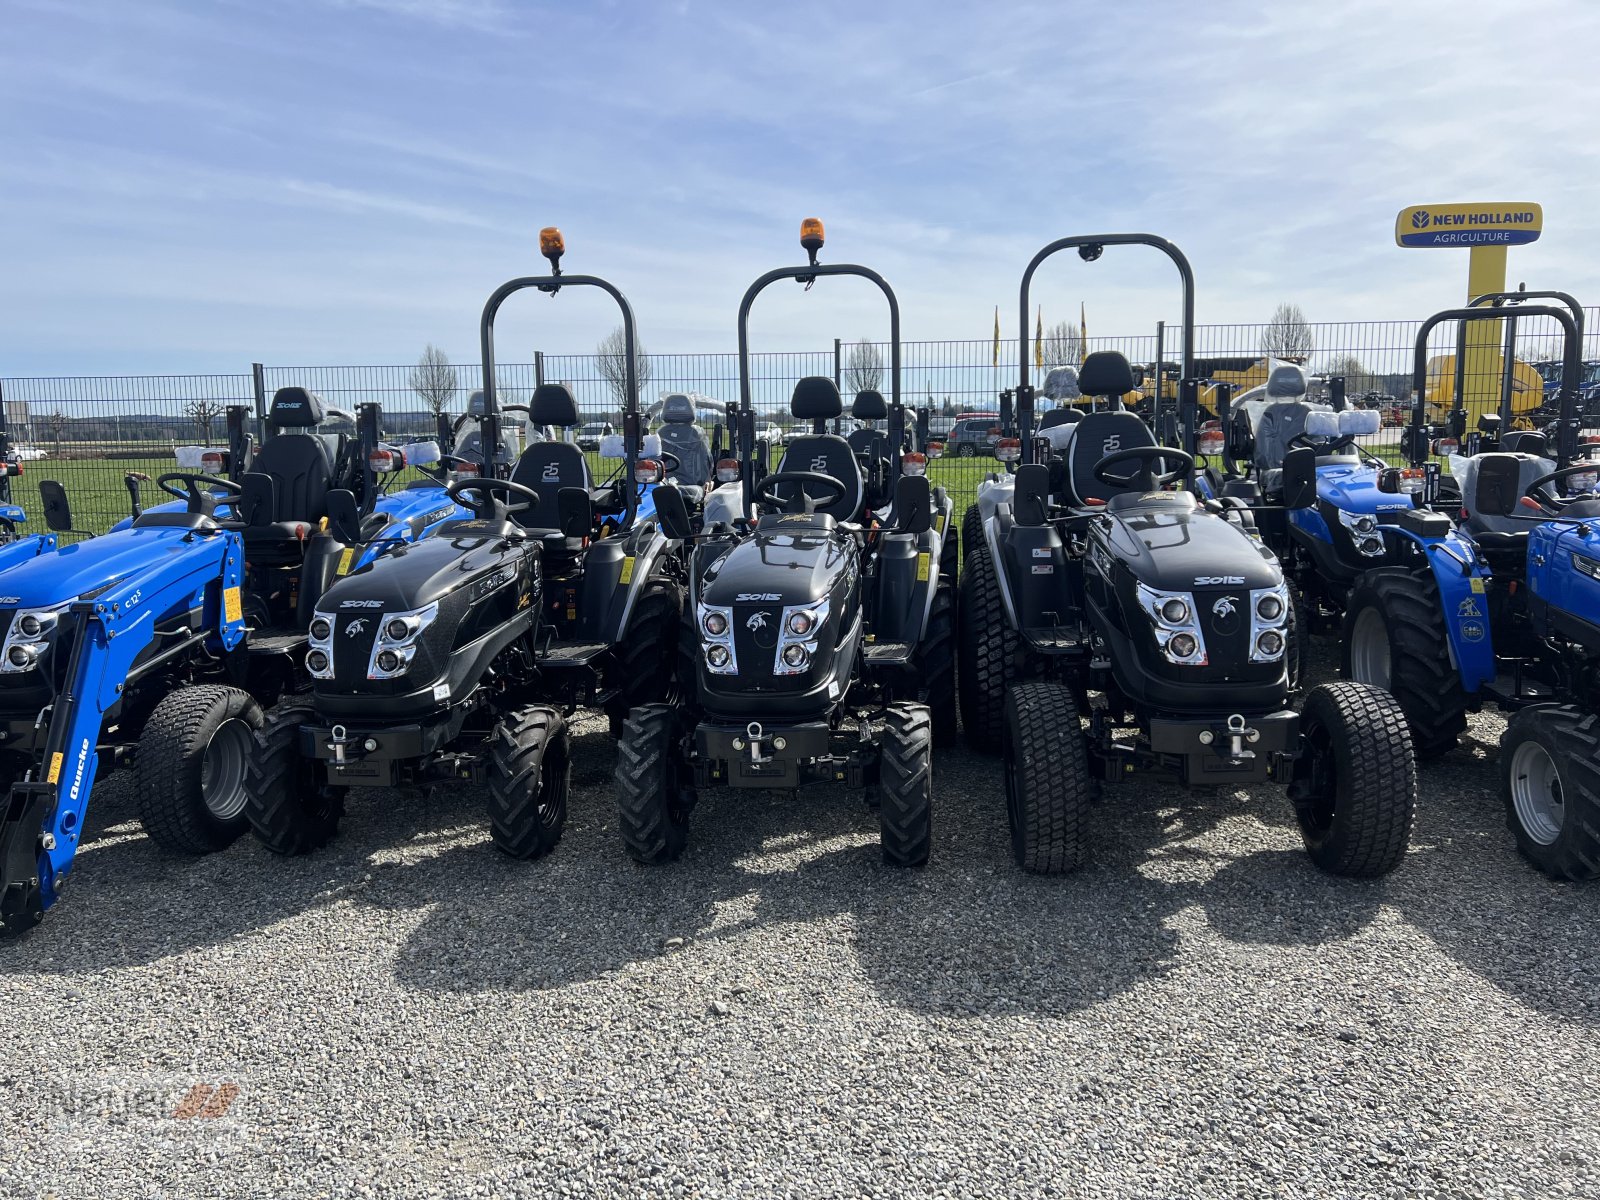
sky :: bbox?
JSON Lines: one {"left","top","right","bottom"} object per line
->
{"left": 3, "top": 0, "right": 1599, "bottom": 378}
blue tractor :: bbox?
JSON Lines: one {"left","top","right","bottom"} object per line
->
{"left": 1340, "top": 305, "right": 1600, "bottom": 876}
{"left": 0, "top": 389, "right": 465, "bottom": 934}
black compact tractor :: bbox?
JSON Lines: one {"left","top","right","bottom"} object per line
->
{"left": 960, "top": 233, "right": 1418, "bottom": 878}
{"left": 244, "top": 230, "right": 682, "bottom": 858}
{"left": 614, "top": 219, "right": 955, "bottom": 867}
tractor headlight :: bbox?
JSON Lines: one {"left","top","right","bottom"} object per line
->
{"left": 306, "top": 648, "right": 331, "bottom": 676}
{"left": 1137, "top": 584, "right": 1207, "bottom": 666}
{"left": 367, "top": 602, "right": 439, "bottom": 680}
{"left": 1, "top": 604, "right": 66, "bottom": 674}
{"left": 697, "top": 603, "right": 737, "bottom": 675}
{"left": 1338, "top": 509, "right": 1386, "bottom": 558}
{"left": 775, "top": 598, "right": 827, "bottom": 676}
{"left": 309, "top": 617, "right": 333, "bottom": 642}
{"left": 1249, "top": 583, "right": 1291, "bottom": 663}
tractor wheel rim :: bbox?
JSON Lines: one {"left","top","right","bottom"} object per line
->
{"left": 1510, "top": 739, "right": 1564, "bottom": 846}
{"left": 1349, "top": 607, "right": 1392, "bottom": 691}
{"left": 200, "top": 717, "right": 253, "bottom": 821}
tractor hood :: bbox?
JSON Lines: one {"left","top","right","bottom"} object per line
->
{"left": 699, "top": 519, "right": 855, "bottom": 611}
{"left": 1097, "top": 501, "right": 1280, "bottom": 594}
{"left": 0, "top": 527, "right": 214, "bottom": 607}
{"left": 1316, "top": 461, "right": 1418, "bottom": 518}
{"left": 321, "top": 524, "right": 526, "bottom": 614}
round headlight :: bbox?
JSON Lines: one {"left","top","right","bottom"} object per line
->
{"left": 1256, "top": 594, "right": 1284, "bottom": 621}
{"left": 703, "top": 611, "right": 728, "bottom": 637}
{"left": 385, "top": 618, "right": 411, "bottom": 641}
{"left": 787, "top": 611, "right": 814, "bottom": 636}
{"left": 707, "top": 644, "right": 731, "bottom": 668}
{"left": 376, "top": 649, "right": 400, "bottom": 673}
{"left": 17, "top": 614, "right": 43, "bottom": 639}
{"left": 7, "top": 644, "right": 34, "bottom": 668}
{"left": 309, "top": 618, "right": 332, "bottom": 642}
{"left": 1168, "top": 633, "right": 1199, "bottom": 659}
{"left": 1159, "top": 598, "right": 1190, "bottom": 625}
{"left": 1256, "top": 630, "right": 1285, "bottom": 657}
{"left": 782, "top": 644, "right": 808, "bottom": 668}
{"left": 306, "top": 649, "right": 330, "bottom": 673}
{"left": 1354, "top": 516, "right": 1376, "bottom": 534}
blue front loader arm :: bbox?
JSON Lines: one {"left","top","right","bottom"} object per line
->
{"left": 0, "top": 531, "right": 244, "bottom": 933}
{"left": 1387, "top": 525, "right": 1496, "bottom": 694}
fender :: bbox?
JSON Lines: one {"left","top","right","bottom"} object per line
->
{"left": 1287, "top": 505, "right": 1333, "bottom": 545}
{"left": 1385, "top": 525, "right": 1495, "bottom": 693}
{"left": 0, "top": 531, "right": 245, "bottom": 930}
{"left": 982, "top": 504, "right": 1023, "bottom": 630}
{"left": 594, "top": 522, "right": 672, "bottom": 644}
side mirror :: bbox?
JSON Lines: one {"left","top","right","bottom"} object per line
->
{"left": 1281, "top": 446, "right": 1317, "bottom": 510}
{"left": 653, "top": 484, "right": 694, "bottom": 542}
{"left": 893, "top": 473, "right": 932, "bottom": 534}
{"left": 557, "top": 486, "right": 593, "bottom": 539}
{"left": 325, "top": 489, "right": 361, "bottom": 544}
{"left": 1472, "top": 453, "right": 1522, "bottom": 517}
{"left": 39, "top": 480, "right": 72, "bottom": 533}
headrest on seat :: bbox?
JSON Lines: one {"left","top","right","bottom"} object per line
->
{"left": 1266, "top": 363, "right": 1309, "bottom": 400}
{"left": 529, "top": 383, "right": 580, "bottom": 428}
{"left": 1040, "top": 366, "right": 1081, "bottom": 401}
{"left": 792, "top": 376, "right": 842, "bottom": 420}
{"left": 660, "top": 394, "right": 696, "bottom": 425}
{"left": 1078, "top": 351, "right": 1135, "bottom": 398}
{"left": 1340, "top": 409, "right": 1381, "bottom": 437}
{"left": 1502, "top": 430, "right": 1549, "bottom": 456}
{"left": 852, "top": 389, "right": 887, "bottom": 420}
{"left": 268, "top": 387, "right": 325, "bottom": 428}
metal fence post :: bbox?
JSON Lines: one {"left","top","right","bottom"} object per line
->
{"left": 832, "top": 338, "right": 842, "bottom": 434}
{"left": 534, "top": 351, "right": 544, "bottom": 389}
{"left": 251, "top": 363, "right": 267, "bottom": 421}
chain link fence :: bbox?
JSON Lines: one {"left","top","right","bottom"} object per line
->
{"left": 6, "top": 311, "right": 1597, "bottom": 532}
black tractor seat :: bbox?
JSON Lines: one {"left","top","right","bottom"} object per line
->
{"left": 508, "top": 383, "right": 593, "bottom": 546}
{"left": 772, "top": 377, "right": 867, "bottom": 521}
{"left": 656, "top": 393, "right": 712, "bottom": 486}
{"left": 238, "top": 386, "right": 349, "bottom": 561}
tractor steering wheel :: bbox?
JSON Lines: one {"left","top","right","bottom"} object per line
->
{"left": 1524, "top": 462, "right": 1600, "bottom": 513}
{"left": 1093, "top": 446, "right": 1195, "bottom": 492}
{"left": 755, "top": 470, "right": 848, "bottom": 514}
{"left": 157, "top": 472, "right": 246, "bottom": 506}
{"left": 445, "top": 475, "right": 541, "bottom": 520}
{"left": 651, "top": 449, "right": 681, "bottom": 475}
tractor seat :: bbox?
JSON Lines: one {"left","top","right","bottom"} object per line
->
{"left": 847, "top": 389, "right": 889, "bottom": 459}
{"left": 509, "top": 383, "right": 592, "bottom": 539}
{"left": 1060, "top": 411, "right": 1159, "bottom": 507}
{"left": 656, "top": 393, "right": 712, "bottom": 486}
{"left": 772, "top": 378, "right": 866, "bottom": 521}
{"left": 1461, "top": 453, "right": 1553, "bottom": 538}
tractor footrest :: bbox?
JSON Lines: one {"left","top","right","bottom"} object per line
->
{"left": 862, "top": 642, "right": 913, "bottom": 666}
{"left": 247, "top": 632, "right": 307, "bottom": 655}
{"left": 1024, "top": 626, "right": 1083, "bottom": 650}
{"left": 543, "top": 641, "right": 608, "bottom": 668}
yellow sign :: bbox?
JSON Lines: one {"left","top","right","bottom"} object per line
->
{"left": 618, "top": 556, "right": 635, "bottom": 585}
{"left": 1395, "top": 203, "right": 1542, "bottom": 248}
{"left": 335, "top": 548, "right": 355, "bottom": 577}
{"left": 47, "top": 752, "right": 62, "bottom": 784}
{"left": 915, "top": 552, "right": 930, "bottom": 583}
{"left": 223, "top": 586, "right": 243, "bottom": 623}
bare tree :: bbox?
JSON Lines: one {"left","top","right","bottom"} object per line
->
{"left": 183, "top": 397, "right": 225, "bottom": 441}
{"left": 844, "top": 339, "right": 883, "bottom": 394}
{"left": 1260, "top": 302, "right": 1315, "bottom": 360}
{"left": 409, "top": 344, "right": 458, "bottom": 418}
{"left": 1040, "top": 320, "right": 1083, "bottom": 369}
{"left": 1323, "top": 354, "right": 1378, "bottom": 396}
{"left": 494, "top": 370, "right": 523, "bottom": 408}
{"left": 46, "top": 409, "right": 67, "bottom": 455}
{"left": 595, "top": 326, "right": 652, "bottom": 410}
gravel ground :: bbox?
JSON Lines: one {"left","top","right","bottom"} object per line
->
{"left": 2, "top": 651, "right": 1598, "bottom": 1199}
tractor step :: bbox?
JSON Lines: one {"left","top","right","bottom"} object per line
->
{"left": 246, "top": 632, "right": 307, "bottom": 655}
{"left": 544, "top": 641, "right": 609, "bottom": 667}
{"left": 1024, "top": 626, "right": 1084, "bottom": 650}
{"left": 863, "top": 641, "right": 913, "bottom": 666}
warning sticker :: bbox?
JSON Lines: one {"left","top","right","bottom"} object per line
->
{"left": 916, "top": 553, "right": 930, "bottom": 582}
{"left": 619, "top": 556, "right": 635, "bottom": 585}
{"left": 223, "top": 586, "right": 243, "bottom": 624}
{"left": 336, "top": 548, "right": 355, "bottom": 577}
{"left": 47, "top": 753, "right": 62, "bottom": 784}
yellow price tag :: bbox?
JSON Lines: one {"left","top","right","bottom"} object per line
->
{"left": 47, "top": 753, "right": 62, "bottom": 784}
{"left": 223, "top": 586, "right": 243, "bottom": 623}
{"left": 915, "top": 552, "right": 930, "bottom": 582}
{"left": 1470, "top": 577, "right": 1485, "bottom": 594}
{"left": 619, "top": 556, "right": 635, "bottom": 585}
{"left": 336, "top": 548, "right": 355, "bottom": 577}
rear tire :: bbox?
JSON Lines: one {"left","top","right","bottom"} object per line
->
{"left": 135, "top": 685, "right": 264, "bottom": 854}
{"left": 961, "top": 503, "right": 983, "bottom": 566}
{"left": 605, "top": 574, "right": 684, "bottom": 736}
{"left": 1290, "top": 681, "right": 1415, "bottom": 877}
{"left": 910, "top": 580, "right": 958, "bottom": 744}
{"left": 486, "top": 705, "right": 570, "bottom": 860}
{"left": 1003, "top": 682, "right": 1093, "bottom": 873}
{"left": 245, "top": 702, "right": 346, "bottom": 855}
{"left": 1500, "top": 705, "right": 1600, "bottom": 881}
{"left": 1286, "top": 583, "right": 1310, "bottom": 694}
{"left": 877, "top": 703, "right": 932, "bottom": 867}
{"left": 1341, "top": 568, "right": 1467, "bottom": 759}
{"left": 958, "top": 529, "right": 1018, "bottom": 751}
{"left": 939, "top": 511, "right": 959, "bottom": 583}
{"left": 615, "top": 703, "right": 694, "bottom": 864}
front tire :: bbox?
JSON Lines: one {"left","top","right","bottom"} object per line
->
{"left": 136, "top": 685, "right": 264, "bottom": 854}
{"left": 245, "top": 702, "right": 346, "bottom": 855}
{"left": 615, "top": 703, "right": 694, "bottom": 864}
{"left": 1341, "top": 568, "right": 1467, "bottom": 759}
{"left": 877, "top": 703, "right": 932, "bottom": 867}
{"left": 1290, "top": 681, "right": 1416, "bottom": 877}
{"left": 1500, "top": 705, "right": 1600, "bottom": 881}
{"left": 958, "top": 529, "right": 1018, "bottom": 751}
{"left": 910, "top": 580, "right": 958, "bottom": 744}
{"left": 486, "top": 705, "right": 570, "bottom": 860}
{"left": 1003, "top": 682, "right": 1093, "bottom": 873}
{"left": 605, "top": 574, "right": 685, "bottom": 737}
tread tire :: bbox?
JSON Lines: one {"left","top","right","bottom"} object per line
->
{"left": 958, "top": 528, "right": 1019, "bottom": 751}
{"left": 1003, "top": 682, "right": 1094, "bottom": 873}
{"left": 487, "top": 705, "right": 570, "bottom": 860}
{"left": 136, "top": 684, "right": 264, "bottom": 854}
{"left": 877, "top": 703, "right": 932, "bottom": 867}
{"left": 615, "top": 703, "right": 694, "bottom": 864}
{"left": 1500, "top": 704, "right": 1600, "bottom": 881}
{"left": 245, "top": 701, "right": 346, "bottom": 856}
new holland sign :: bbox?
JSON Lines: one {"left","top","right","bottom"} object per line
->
{"left": 1395, "top": 203, "right": 1543, "bottom": 248}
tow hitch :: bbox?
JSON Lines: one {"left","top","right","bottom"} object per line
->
{"left": 1198, "top": 713, "right": 1261, "bottom": 764}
